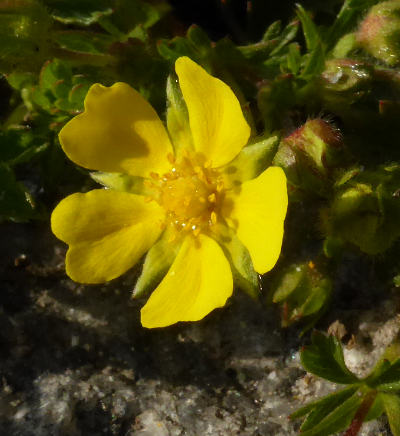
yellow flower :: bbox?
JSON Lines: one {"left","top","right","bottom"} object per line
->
{"left": 51, "top": 56, "right": 288, "bottom": 328}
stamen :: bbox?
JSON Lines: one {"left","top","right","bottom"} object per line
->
{"left": 208, "top": 193, "right": 216, "bottom": 203}
{"left": 211, "top": 211, "right": 217, "bottom": 225}
{"left": 167, "top": 153, "right": 176, "bottom": 164}
{"left": 150, "top": 172, "right": 160, "bottom": 180}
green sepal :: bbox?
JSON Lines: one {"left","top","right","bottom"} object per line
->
{"left": 301, "top": 331, "right": 359, "bottom": 384}
{"left": 90, "top": 172, "right": 151, "bottom": 195}
{"left": 166, "top": 74, "right": 193, "bottom": 155}
{"left": 221, "top": 135, "right": 279, "bottom": 188}
{"left": 382, "top": 393, "right": 400, "bottom": 436}
{"left": 332, "top": 32, "right": 358, "bottom": 58}
{"left": 133, "top": 230, "right": 180, "bottom": 298}
{"left": 214, "top": 224, "right": 260, "bottom": 299}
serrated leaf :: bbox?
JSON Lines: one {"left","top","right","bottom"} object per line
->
{"left": 292, "top": 386, "right": 358, "bottom": 430}
{"left": 301, "top": 331, "right": 359, "bottom": 384}
{"left": 221, "top": 136, "right": 279, "bottom": 189}
{"left": 296, "top": 4, "right": 320, "bottom": 52}
{"left": 299, "top": 390, "right": 364, "bottom": 436}
{"left": 382, "top": 393, "right": 400, "bottom": 436}
{"left": 214, "top": 224, "right": 260, "bottom": 299}
{"left": 133, "top": 230, "right": 180, "bottom": 298}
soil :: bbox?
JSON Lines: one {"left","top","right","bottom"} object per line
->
{"left": 1, "top": 222, "right": 399, "bottom": 435}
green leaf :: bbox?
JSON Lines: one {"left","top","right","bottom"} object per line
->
{"left": 332, "top": 32, "right": 357, "bottom": 58}
{"left": 270, "top": 19, "right": 299, "bottom": 56}
{"left": 370, "top": 359, "right": 400, "bottom": 392}
{"left": 187, "top": 25, "right": 211, "bottom": 55}
{"left": 0, "top": 163, "right": 36, "bottom": 222}
{"left": 6, "top": 72, "right": 36, "bottom": 91}
{"left": 328, "top": 0, "right": 376, "bottom": 49}
{"left": 287, "top": 43, "right": 301, "bottom": 75}
{"left": 301, "top": 41, "right": 325, "bottom": 79}
{"left": 382, "top": 393, "right": 400, "bottom": 436}
{"left": 272, "top": 264, "right": 306, "bottom": 303}
{"left": 298, "top": 390, "right": 364, "bottom": 436}
{"left": 68, "top": 81, "right": 91, "bottom": 111}
{"left": 214, "top": 224, "right": 260, "bottom": 299}
{"left": 301, "top": 331, "right": 359, "bottom": 384}
{"left": 296, "top": 4, "right": 320, "bottom": 52}
{"left": 299, "top": 279, "right": 332, "bottom": 317}
{"left": 133, "top": 230, "right": 180, "bottom": 298}
{"left": 43, "top": 0, "right": 113, "bottom": 25}
{"left": 221, "top": 135, "right": 279, "bottom": 188}
{"left": 365, "top": 392, "right": 385, "bottom": 421}
{"left": 262, "top": 20, "right": 281, "bottom": 41}
{"left": 291, "top": 386, "right": 358, "bottom": 429}
{"left": 54, "top": 30, "right": 114, "bottom": 55}
{"left": 39, "top": 59, "right": 72, "bottom": 94}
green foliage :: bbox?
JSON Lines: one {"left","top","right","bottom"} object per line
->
{"left": 292, "top": 331, "right": 400, "bottom": 435}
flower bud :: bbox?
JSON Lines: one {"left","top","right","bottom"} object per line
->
{"left": 271, "top": 261, "right": 332, "bottom": 328}
{"left": 323, "top": 165, "right": 400, "bottom": 254}
{"left": 320, "top": 59, "right": 372, "bottom": 102}
{"left": 274, "top": 119, "right": 343, "bottom": 197}
{"left": 357, "top": 0, "right": 400, "bottom": 65}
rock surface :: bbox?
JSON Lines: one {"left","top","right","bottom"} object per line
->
{"left": 0, "top": 223, "right": 398, "bottom": 435}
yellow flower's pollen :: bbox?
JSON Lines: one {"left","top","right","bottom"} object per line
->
{"left": 167, "top": 153, "right": 176, "bottom": 164}
{"left": 150, "top": 172, "right": 159, "bottom": 180}
{"left": 148, "top": 153, "right": 224, "bottom": 237}
{"left": 208, "top": 193, "right": 216, "bottom": 203}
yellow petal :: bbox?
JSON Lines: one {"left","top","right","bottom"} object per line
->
{"left": 175, "top": 57, "right": 250, "bottom": 167}
{"left": 141, "top": 234, "right": 233, "bottom": 328}
{"left": 223, "top": 166, "right": 288, "bottom": 274}
{"left": 59, "top": 83, "right": 173, "bottom": 177}
{"left": 51, "top": 189, "right": 165, "bottom": 283}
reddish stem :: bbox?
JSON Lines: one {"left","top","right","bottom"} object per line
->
{"left": 344, "top": 390, "right": 377, "bottom": 436}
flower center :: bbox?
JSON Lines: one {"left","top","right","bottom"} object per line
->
{"left": 147, "top": 153, "right": 224, "bottom": 236}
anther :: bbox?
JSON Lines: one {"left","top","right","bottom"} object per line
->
{"left": 167, "top": 153, "right": 176, "bottom": 164}
{"left": 208, "top": 193, "right": 216, "bottom": 203}
{"left": 211, "top": 211, "right": 217, "bottom": 225}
